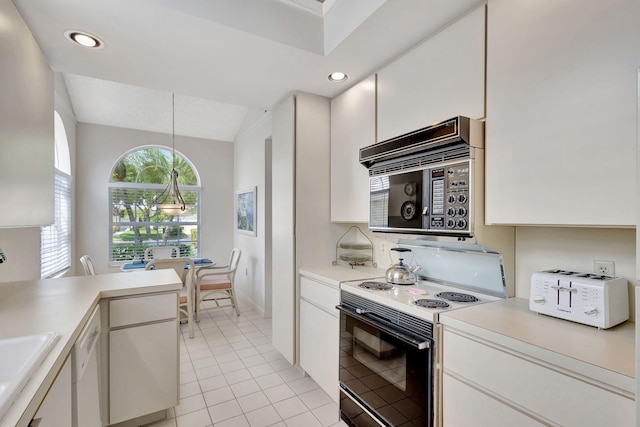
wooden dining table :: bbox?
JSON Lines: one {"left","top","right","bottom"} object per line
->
{"left": 120, "top": 257, "right": 215, "bottom": 272}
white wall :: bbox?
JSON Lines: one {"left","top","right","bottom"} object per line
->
{"left": 515, "top": 227, "right": 636, "bottom": 319}
{"left": 233, "top": 111, "right": 272, "bottom": 316}
{"left": 75, "top": 123, "right": 234, "bottom": 273}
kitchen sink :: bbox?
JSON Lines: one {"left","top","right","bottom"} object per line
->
{"left": 0, "top": 332, "right": 60, "bottom": 419}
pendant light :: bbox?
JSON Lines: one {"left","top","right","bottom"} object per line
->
{"left": 153, "top": 93, "right": 188, "bottom": 216}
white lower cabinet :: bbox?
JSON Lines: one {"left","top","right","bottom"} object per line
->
{"left": 299, "top": 276, "right": 340, "bottom": 404}
{"left": 105, "top": 292, "right": 179, "bottom": 425}
{"left": 442, "top": 327, "right": 634, "bottom": 426}
{"left": 33, "top": 356, "right": 72, "bottom": 427}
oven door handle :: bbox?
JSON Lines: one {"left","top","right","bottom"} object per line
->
{"left": 336, "top": 305, "right": 431, "bottom": 350}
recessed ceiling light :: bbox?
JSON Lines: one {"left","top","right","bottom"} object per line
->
{"left": 328, "top": 72, "right": 348, "bottom": 83}
{"left": 64, "top": 30, "right": 104, "bottom": 49}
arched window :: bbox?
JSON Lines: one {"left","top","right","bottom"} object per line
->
{"left": 41, "top": 111, "right": 72, "bottom": 278}
{"left": 109, "top": 146, "right": 201, "bottom": 262}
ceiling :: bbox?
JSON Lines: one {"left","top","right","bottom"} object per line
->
{"left": 11, "top": 0, "right": 482, "bottom": 142}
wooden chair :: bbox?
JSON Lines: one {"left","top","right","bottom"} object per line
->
{"left": 144, "top": 245, "right": 179, "bottom": 260}
{"left": 195, "top": 248, "right": 241, "bottom": 319}
{"left": 145, "top": 257, "right": 196, "bottom": 338}
{"left": 79, "top": 255, "right": 96, "bottom": 275}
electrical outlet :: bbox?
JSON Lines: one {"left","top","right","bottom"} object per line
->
{"left": 380, "top": 241, "right": 387, "bottom": 255}
{"left": 594, "top": 260, "right": 615, "bottom": 275}
{"left": 245, "top": 268, "right": 248, "bottom": 276}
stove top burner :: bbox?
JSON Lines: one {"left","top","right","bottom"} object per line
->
{"left": 413, "top": 299, "right": 450, "bottom": 309}
{"left": 435, "top": 291, "right": 479, "bottom": 303}
{"left": 358, "top": 281, "right": 394, "bottom": 291}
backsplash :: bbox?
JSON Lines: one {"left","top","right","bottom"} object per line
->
{"left": 334, "top": 223, "right": 637, "bottom": 322}
{"left": 396, "top": 240, "right": 508, "bottom": 297}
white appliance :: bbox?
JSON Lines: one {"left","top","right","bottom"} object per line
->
{"left": 529, "top": 269, "right": 629, "bottom": 329}
{"left": 339, "top": 276, "right": 502, "bottom": 427}
{"left": 72, "top": 305, "right": 102, "bottom": 427}
{"left": 340, "top": 278, "right": 498, "bottom": 324}
{"left": 338, "top": 240, "right": 509, "bottom": 427}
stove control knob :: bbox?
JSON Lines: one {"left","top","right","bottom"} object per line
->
{"left": 458, "top": 194, "right": 467, "bottom": 204}
{"left": 532, "top": 295, "right": 546, "bottom": 304}
{"left": 457, "top": 207, "right": 467, "bottom": 217}
{"left": 456, "top": 218, "right": 467, "bottom": 229}
{"left": 446, "top": 219, "right": 455, "bottom": 228}
{"left": 584, "top": 306, "right": 599, "bottom": 316}
{"left": 447, "top": 195, "right": 456, "bottom": 204}
{"left": 447, "top": 207, "right": 456, "bottom": 216}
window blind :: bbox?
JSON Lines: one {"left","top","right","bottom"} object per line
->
{"left": 41, "top": 171, "right": 71, "bottom": 278}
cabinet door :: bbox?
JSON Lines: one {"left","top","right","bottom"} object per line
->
{"left": 299, "top": 299, "right": 339, "bottom": 404}
{"left": 377, "top": 5, "right": 485, "bottom": 142}
{"left": 0, "top": 0, "right": 54, "bottom": 227}
{"left": 485, "top": 0, "right": 640, "bottom": 226}
{"left": 271, "top": 95, "right": 297, "bottom": 365}
{"left": 272, "top": 93, "right": 333, "bottom": 365}
{"left": 109, "top": 320, "right": 178, "bottom": 424}
{"left": 443, "top": 328, "right": 635, "bottom": 426}
{"left": 330, "top": 75, "right": 376, "bottom": 223}
{"left": 33, "top": 356, "right": 72, "bottom": 427}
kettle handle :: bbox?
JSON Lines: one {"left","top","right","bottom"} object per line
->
{"left": 390, "top": 247, "right": 411, "bottom": 253}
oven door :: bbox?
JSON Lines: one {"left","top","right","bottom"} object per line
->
{"left": 337, "top": 306, "right": 433, "bottom": 427}
{"left": 369, "top": 169, "right": 425, "bottom": 232}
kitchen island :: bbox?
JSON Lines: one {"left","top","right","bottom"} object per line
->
{"left": 0, "top": 270, "right": 181, "bottom": 427}
{"left": 439, "top": 297, "right": 635, "bottom": 426}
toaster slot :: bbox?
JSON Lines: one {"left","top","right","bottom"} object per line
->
{"left": 551, "top": 280, "right": 576, "bottom": 311}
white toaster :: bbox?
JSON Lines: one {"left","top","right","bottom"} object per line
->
{"left": 529, "top": 269, "right": 629, "bottom": 329}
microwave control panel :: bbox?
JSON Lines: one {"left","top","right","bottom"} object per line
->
{"left": 425, "top": 161, "right": 470, "bottom": 232}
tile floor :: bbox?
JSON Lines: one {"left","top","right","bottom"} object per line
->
{"left": 145, "top": 305, "right": 347, "bottom": 427}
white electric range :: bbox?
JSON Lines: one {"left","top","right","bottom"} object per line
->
{"left": 340, "top": 277, "right": 501, "bottom": 323}
{"left": 337, "top": 242, "right": 509, "bottom": 427}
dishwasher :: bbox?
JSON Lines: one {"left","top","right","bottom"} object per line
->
{"left": 72, "top": 305, "right": 102, "bottom": 427}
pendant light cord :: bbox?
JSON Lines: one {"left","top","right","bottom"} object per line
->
{"left": 172, "top": 92, "right": 176, "bottom": 168}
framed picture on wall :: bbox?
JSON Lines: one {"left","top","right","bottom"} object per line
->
{"left": 236, "top": 187, "right": 257, "bottom": 236}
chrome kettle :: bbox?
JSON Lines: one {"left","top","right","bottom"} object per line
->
{"left": 385, "top": 248, "right": 421, "bottom": 285}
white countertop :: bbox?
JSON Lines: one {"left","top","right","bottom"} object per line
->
{"left": 299, "top": 265, "right": 386, "bottom": 287}
{"left": 440, "top": 297, "right": 635, "bottom": 394}
{"left": 0, "top": 270, "right": 182, "bottom": 427}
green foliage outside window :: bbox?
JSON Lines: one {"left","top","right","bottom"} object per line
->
{"left": 109, "top": 147, "right": 200, "bottom": 262}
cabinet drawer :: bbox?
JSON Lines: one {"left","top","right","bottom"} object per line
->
{"left": 443, "top": 329, "right": 634, "bottom": 426}
{"left": 443, "top": 372, "right": 541, "bottom": 427}
{"left": 110, "top": 293, "right": 177, "bottom": 328}
{"left": 300, "top": 276, "right": 339, "bottom": 314}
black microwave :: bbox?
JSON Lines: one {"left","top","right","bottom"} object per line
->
{"left": 368, "top": 158, "right": 474, "bottom": 236}
{"left": 361, "top": 116, "right": 484, "bottom": 237}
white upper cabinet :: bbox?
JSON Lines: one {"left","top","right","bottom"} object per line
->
{"left": 0, "top": 0, "right": 54, "bottom": 227}
{"left": 330, "top": 75, "right": 376, "bottom": 223}
{"left": 485, "top": 0, "right": 640, "bottom": 226}
{"left": 377, "top": 5, "right": 486, "bottom": 142}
